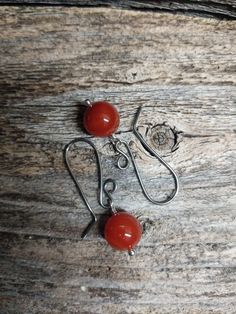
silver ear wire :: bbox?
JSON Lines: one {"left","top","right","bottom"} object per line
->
{"left": 64, "top": 138, "right": 100, "bottom": 238}
{"left": 110, "top": 135, "right": 130, "bottom": 170}
{"left": 103, "top": 178, "right": 117, "bottom": 214}
{"left": 64, "top": 137, "right": 117, "bottom": 238}
{"left": 131, "top": 106, "right": 179, "bottom": 205}
{"left": 109, "top": 106, "right": 179, "bottom": 205}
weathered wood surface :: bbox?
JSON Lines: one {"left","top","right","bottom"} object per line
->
{"left": 0, "top": 0, "right": 236, "bottom": 19}
{"left": 0, "top": 6, "right": 236, "bottom": 314}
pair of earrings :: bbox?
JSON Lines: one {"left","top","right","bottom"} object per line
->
{"left": 64, "top": 100, "right": 179, "bottom": 255}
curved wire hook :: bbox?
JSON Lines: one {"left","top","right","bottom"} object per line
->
{"left": 65, "top": 138, "right": 116, "bottom": 239}
{"left": 64, "top": 138, "right": 101, "bottom": 238}
{"left": 103, "top": 178, "right": 117, "bottom": 214}
{"left": 109, "top": 135, "right": 130, "bottom": 170}
{"left": 130, "top": 106, "right": 179, "bottom": 205}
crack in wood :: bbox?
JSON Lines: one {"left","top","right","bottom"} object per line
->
{"left": 0, "top": 0, "right": 236, "bottom": 19}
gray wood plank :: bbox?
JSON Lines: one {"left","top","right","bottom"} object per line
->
{"left": 0, "top": 6, "right": 236, "bottom": 314}
{"left": 0, "top": 0, "right": 236, "bottom": 19}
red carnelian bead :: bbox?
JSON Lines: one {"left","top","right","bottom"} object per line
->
{"left": 83, "top": 101, "right": 120, "bottom": 137}
{"left": 104, "top": 212, "right": 142, "bottom": 252}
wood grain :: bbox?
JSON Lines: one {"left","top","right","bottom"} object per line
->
{"left": 0, "top": 0, "right": 236, "bottom": 19}
{"left": 0, "top": 6, "right": 236, "bottom": 314}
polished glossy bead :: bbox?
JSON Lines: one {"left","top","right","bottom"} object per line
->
{"left": 104, "top": 212, "right": 142, "bottom": 252}
{"left": 83, "top": 101, "right": 120, "bottom": 137}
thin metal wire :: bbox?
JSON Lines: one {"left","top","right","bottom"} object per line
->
{"left": 65, "top": 137, "right": 118, "bottom": 239}
{"left": 109, "top": 135, "right": 130, "bottom": 170}
{"left": 131, "top": 106, "right": 179, "bottom": 205}
{"left": 64, "top": 138, "right": 101, "bottom": 238}
{"left": 103, "top": 178, "right": 117, "bottom": 214}
{"left": 110, "top": 106, "right": 179, "bottom": 205}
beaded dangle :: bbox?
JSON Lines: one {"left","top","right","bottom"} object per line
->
{"left": 64, "top": 138, "right": 142, "bottom": 256}
{"left": 81, "top": 99, "right": 179, "bottom": 204}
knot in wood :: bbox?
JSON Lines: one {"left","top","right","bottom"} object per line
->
{"left": 148, "top": 123, "right": 180, "bottom": 156}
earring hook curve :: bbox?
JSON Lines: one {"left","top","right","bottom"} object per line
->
{"left": 64, "top": 138, "right": 100, "bottom": 238}
{"left": 131, "top": 106, "right": 179, "bottom": 205}
{"left": 64, "top": 137, "right": 118, "bottom": 238}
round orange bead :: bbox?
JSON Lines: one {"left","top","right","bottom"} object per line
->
{"left": 104, "top": 212, "right": 142, "bottom": 252}
{"left": 83, "top": 101, "right": 120, "bottom": 137}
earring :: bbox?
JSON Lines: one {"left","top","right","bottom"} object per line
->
{"left": 64, "top": 138, "right": 142, "bottom": 256}
{"left": 82, "top": 99, "right": 179, "bottom": 204}
{"left": 64, "top": 99, "right": 179, "bottom": 255}
{"left": 111, "top": 106, "right": 179, "bottom": 205}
